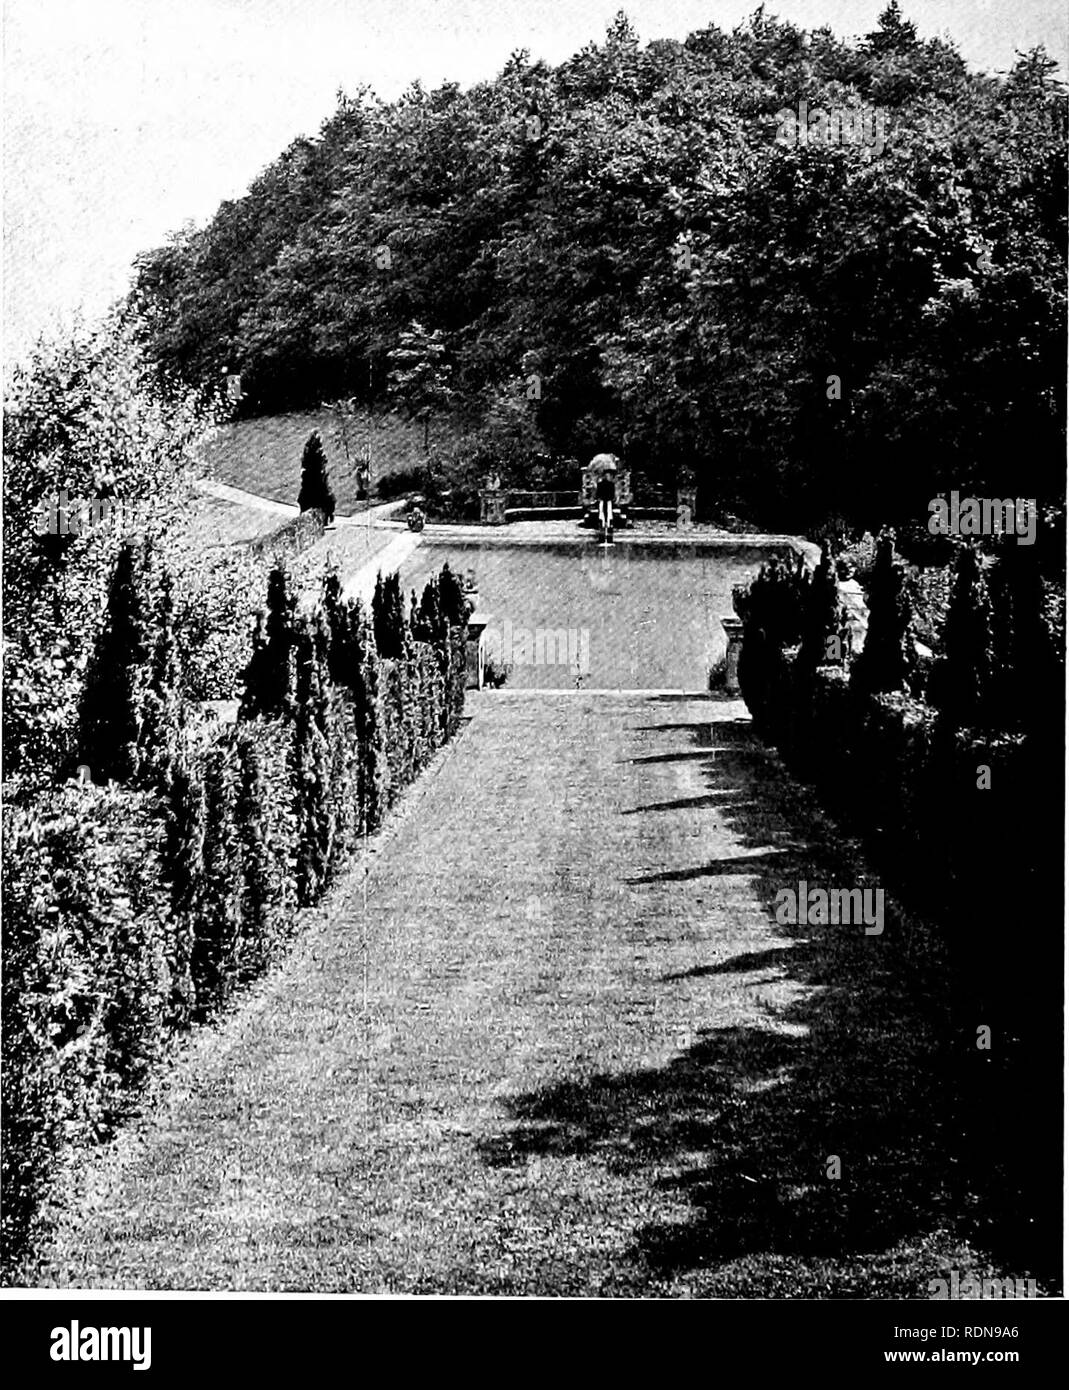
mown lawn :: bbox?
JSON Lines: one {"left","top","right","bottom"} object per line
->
{"left": 166, "top": 492, "right": 285, "bottom": 550}
{"left": 194, "top": 408, "right": 456, "bottom": 514}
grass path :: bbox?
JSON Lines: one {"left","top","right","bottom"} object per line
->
{"left": 37, "top": 693, "right": 985, "bottom": 1296}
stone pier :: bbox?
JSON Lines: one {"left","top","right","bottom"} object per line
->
{"left": 720, "top": 615, "right": 744, "bottom": 694}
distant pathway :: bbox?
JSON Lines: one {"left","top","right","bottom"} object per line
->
{"left": 37, "top": 692, "right": 954, "bottom": 1296}
{"left": 192, "top": 474, "right": 412, "bottom": 606}
{"left": 192, "top": 477, "right": 298, "bottom": 516}
{"left": 340, "top": 529, "right": 422, "bottom": 605}
{"left": 192, "top": 475, "right": 406, "bottom": 528}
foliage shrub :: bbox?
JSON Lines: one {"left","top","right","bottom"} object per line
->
{"left": 375, "top": 465, "right": 425, "bottom": 501}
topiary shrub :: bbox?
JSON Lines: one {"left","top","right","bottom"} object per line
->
{"left": 77, "top": 541, "right": 148, "bottom": 784}
{"left": 192, "top": 733, "right": 243, "bottom": 1017}
{"left": 798, "top": 546, "right": 840, "bottom": 674}
{"left": 240, "top": 564, "right": 296, "bottom": 721}
{"left": 353, "top": 607, "right": 388, "bottom": 834}
{"left": 297, "top": 430, "right": 335, "bottom": 521}
{"left": 927, "top": 544, "right": 997, "bottom": 731}
{"left": 851, "top": 529, "right": 917, "bottom": 697}
{"left": 291, "top": 618, "right": 335, "bottom": 909}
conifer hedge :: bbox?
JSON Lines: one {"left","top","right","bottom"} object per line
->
{"left": 733, "top": 540, "right": 1061, "bottom": 954}
{"left": 732, "top": 539, "right": 1063, "bottom": 1272}
{"left": 2, "top": 547, "right": 469, "bottom": 1280}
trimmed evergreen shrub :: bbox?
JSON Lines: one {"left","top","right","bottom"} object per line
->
{"left": 851, "top": 529, "right": 917, "bottom": 697}
{"left": 2, "top": 562, "right": 468, "bottom": 1278}
{"left": 734, "top": 553, "right": 808, "bottom": 737}
{"left": 799, "top": 546, "right": 840, "bottom": 673}
{"left": 240, "top": 564, "right": 296, "bottom": 720}
{"left": 77, "top": 541, "right": 148, "bottom": 784}
{"left": 321, "top": 568, "right": 348, "bottom": 685}
{"left": 159, "top": 732, "right": 203, "bottom": 1028}
{"left": 193, "top": 733, "right": 243, "bottom": 1016}
{"left": 352, "top": 605, "right": 388, "bottom": 834}
{"left": 297, "top": 430, "right": 335, "bottom": 521}
{"left": 372, "top": 570, "right": 406, "bottom": 660}
{"left": 235, "top": 717, "right": 299, "bottom": 966}
{"left": 138, "top": 565, "right": 186, "bottom": 791}
{"left": 1, "top": 784, "right": 170, "bottom": 1277}
{"left": 438, "top": 561, "right": 470, "bottom": 627}
{"left": 292, "top": 618, "right": 335, "bottom": 908}
{"left": 927, "top": 544, "right": 997, "bottom": 730}
{"left": 732, "top": 533, "right": 1059, "bottom": 1056}
{"left": 447, "top": 625, "right": 468, "bottom": 736}
{"left": 234, "top": 726, "right": 278, "bottom": 979}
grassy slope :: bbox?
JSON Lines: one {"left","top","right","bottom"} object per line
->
{"left": 165, "top": 493, "right": 285, "bottom": 551}
{"left": 194, "top": 408, "right": 457, "bottom": 514}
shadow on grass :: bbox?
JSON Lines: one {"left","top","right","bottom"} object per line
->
{"left": 477, "top": 713, "right": 1058, "bottom": 1295}
{"left": 641, "top": 693, "right": 724, "bottom": 705}
{"left": 660, "top": 945, "right": 806, "bottom": 983}
{"left": 624, "top": 749, "right": 717, "bottom": 765}
{"left": 622, "top": 791, "right": 746, "bottom": 815}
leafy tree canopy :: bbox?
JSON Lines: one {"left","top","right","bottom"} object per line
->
{"left": 129, "top": 10, "right": 1066, "bottom": 532}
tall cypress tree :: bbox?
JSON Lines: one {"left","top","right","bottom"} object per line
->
{"left": 422, "top": 574, "right": 447, "bottom": 644}
{"left": 160, "top": 732, "right": 204, "bottom": 1028}
{"left": 240, "top": 563, "right": 296, "bottom": 720}
{"left": 438, "top": 561, "right": 469, "bottom": 627}
{"left": 353, "top": 604, "right": 388, "bottom": 834}
{"left": 78, "top": 540, "right": 148, "bottom": 783}
{"left": 851, "top": 530, "right": 917, "bottom": 696}
{"left": 138, "top": 564, "right": 185, "bottom": 788}
{"left": 415, "top": 571, "right": 454, "bottom": 740}
{"left": 298, "top": 430, "right": 335, "bottom": 521}
{"left": 338, "top": 599, "right": 364, "bottom": 697}
{"left": 320, "top": 566, "right": 349, "bottom": 685}
{"left": 194, "top": 733, "right": 242, "bottom": 1016}
{"left": 445, "top": 623, "right": 468, "bottom": 738}
{"left": 292, "top": 616, "right": 334, "bottom": 906}
{"left": 372, "top": 569, "right": 406, "bottom": 659}
{"left": 799, "top": 547, "right": 841, "bottom": 672}
{"left": 235, "top": 727, "right": 277, "bottom": 979}
{"left": 929, "top": 544, "right": 997, "bottom": 729}
{"left": 394, "top": 612, "right": 419, "bottom": 786}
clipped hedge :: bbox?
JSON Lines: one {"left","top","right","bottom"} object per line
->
{"left": 735, "top": 563, "right": 1058, "bottom": 1024}
{"left": 250, "top": 507, "right": 326, "bottom": 563}
{"left": 2, "top": 783, "right": 170, "bottom": 1271}
{"left": 2, "top": 564, "right": 470, "bottom": 1280}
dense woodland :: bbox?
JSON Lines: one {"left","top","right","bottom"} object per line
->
{"left": 131, "top": 5, "right": 1067, "bottom": 531}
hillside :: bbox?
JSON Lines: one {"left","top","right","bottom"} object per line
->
{"left": 194, "top": 407, "right": 457, "bottom": 513}
{"left": 131, "top": 5, "right": 1067, "bottom": 532}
